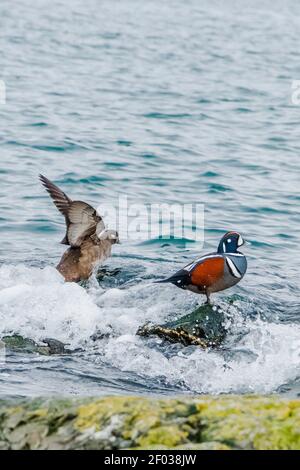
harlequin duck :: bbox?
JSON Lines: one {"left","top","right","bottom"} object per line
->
{"left": 40, "top": 175, "right": 119, "bottom": 282}
{"left": 157, "top": 232, "right": 247, "bottom": 304}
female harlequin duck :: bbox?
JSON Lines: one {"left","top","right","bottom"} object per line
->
{"left": 40, "top": 175, "right": 119, "bottom": 282}
{"left": 157, "top": 232, "right": 247, "bottom": 304}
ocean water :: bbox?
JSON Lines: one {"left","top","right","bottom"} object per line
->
{"left": 0, "top": 0, "right": 299, "bottom": 398}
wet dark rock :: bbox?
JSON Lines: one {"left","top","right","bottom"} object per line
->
{"left": 137, "top": 304, "right": 226, "bottom": 348}
{"left": 42, "top": 338, "right": 70, "bottom": 355}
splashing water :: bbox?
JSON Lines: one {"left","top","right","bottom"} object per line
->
{"left": 0, "top": 264, "right": 299, "bottom": 397}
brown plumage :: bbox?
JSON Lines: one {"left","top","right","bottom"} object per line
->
{"left": 40, "top": 175, "right": 119, "bottom": 282}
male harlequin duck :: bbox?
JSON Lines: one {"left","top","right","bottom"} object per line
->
{"left": 157, "top": 232, "right": 247, "bottom": 304}
{"left": 40, "top": 175, "right": 119, "bottom": 282}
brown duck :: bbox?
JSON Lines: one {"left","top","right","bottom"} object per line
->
{"left": 40, "top": 175, "right": 119, "bottom": 282}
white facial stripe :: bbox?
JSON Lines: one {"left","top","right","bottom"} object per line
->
{"left": 237, "top": 235, "right": 244, "bottom": 246}
{"left": 226, "top": 257, "right": 242, "bottom": 278}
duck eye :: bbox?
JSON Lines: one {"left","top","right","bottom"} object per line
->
{"left": 227, "top": 238, "right": 231, "bottom": 243}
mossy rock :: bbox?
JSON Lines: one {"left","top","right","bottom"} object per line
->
{"left": 137, "top": 304, "right": 226, "bottom": 348}
{"left": 0, "top": 396, "right": 299, "bottom": 450}
{"left": 1, "top": 335, "right": 68, "bottom": 355}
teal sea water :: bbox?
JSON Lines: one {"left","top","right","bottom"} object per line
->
{"left": 0, "top": 0, "right": 299, "bottom": 397}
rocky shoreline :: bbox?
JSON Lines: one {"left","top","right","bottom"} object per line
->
{"left": 0, "top": 395, "right": 299, "bottom": 450}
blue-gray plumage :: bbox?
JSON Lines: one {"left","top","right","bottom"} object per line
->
{"left": 157, "top": 231, "right": 247, "bottom": 303}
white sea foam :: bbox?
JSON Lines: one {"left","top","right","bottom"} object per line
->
{"left": 0, "top": 265, "right": 109, "bottom": 348}
{"left": 0, "top": 264, "right": 299, "bottom": 394}
{"left": 103, "top": 321, "right": 300, "bottom": 394}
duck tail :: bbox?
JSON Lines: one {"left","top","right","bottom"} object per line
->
{"left": 154, "top": 278, "right": 172, "bottom": 284}
{"left": 154, "top": 269, "right": 190, "bottom": 288}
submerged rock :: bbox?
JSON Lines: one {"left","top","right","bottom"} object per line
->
{"left": 0, "top": 395, "right": 298, "bottom": 450}
{"left": 137, "top": 304, "right": 226, "bottom": 348}
{"left": 42, "top": 338, "right": 70, "bottom": 355}
{"left": 1, "top": 335, "right": 69, "bottom": 355}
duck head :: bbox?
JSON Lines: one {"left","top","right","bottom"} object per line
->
{"left": 218, "top": 231, "right": 244, "bottom": 253}
{"left": 98, "top": 229, "right": 120, "bottom": 244}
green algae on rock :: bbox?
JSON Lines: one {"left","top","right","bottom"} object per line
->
{"left": 137, "top": 304, "right": 226, "bottom": 348}
{"left": 1, "top": 335, "right": 69, "bottom": 356}
{"left": 0, "top": 396, "right": 299, "bottom": 450}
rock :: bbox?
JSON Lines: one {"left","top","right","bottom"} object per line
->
{"left": 1, "top": 335, "right": 70, "bottom": 355}
{"left": 42, "top": 338, "right": 70, "bottom": 355}
{"left": 137, "top": 304, "right": 226, "bottom": 348}
{"left": 0, "top": 396, "right": 298, "bottom": 450}
{"left": 1, "top": 335, "right": 51, "bottom": 355}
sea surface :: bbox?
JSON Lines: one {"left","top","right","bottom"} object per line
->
{"left": 0, "top": 0, "right": 299, "bottom": 398}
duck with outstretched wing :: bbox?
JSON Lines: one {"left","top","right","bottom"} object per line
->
{"left": 40, "top": 175, "right": 119, "bottom": 282}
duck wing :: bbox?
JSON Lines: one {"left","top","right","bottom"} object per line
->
{"left": 40, "top": 174, "right": 72, "bottom": 219}
{"left": 67, "top": 201, "right": 105, "bottom": 247}
{"left": 40, "top": 175, "right": 105, "bottom": 247}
